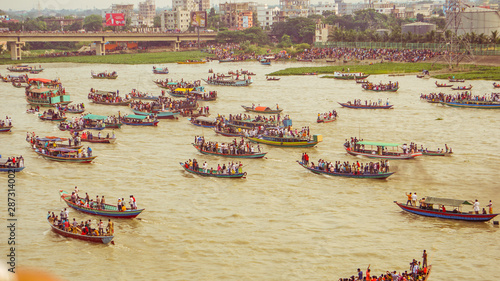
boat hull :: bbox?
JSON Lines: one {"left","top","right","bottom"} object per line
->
{"left": 0, "top": 167, "right": 25, "bottom": 172}
{"left": 345, "top": 147, "right": 421, "bottom": 159}
{"left": 241, "top": 105, "right": 283, "bottom": 114}
{"left": 48, "top": 219, "right": 114, "bottom": 244}
{"left": 394, "top": 202, "right": 499, "bottom": 222}
{"left": 338, "top": 102, "right": 393, "bottom": 109}
{"left": 247, "top": 137, "right": 319, "bottom": 148}
{"left": 192, "top": 144, "right": 266, "bottom": 158}
{"left": 297, "top": 161, "right": 393, "bottom": 179}
{"left": 35, "top": 151, "right": 96, "bottom": 163}
{"left": 440, "top": 101, "right": 500, "bottom": 109}
{"left": 81, "top": 138, "right": 116, "bottom": 144}
{"left": 180, "top": 163, "right": 246, "bottom": 178}
{"left": 0, "top": 126, "right": 13, "bottom": 132}
{"left": 60, "top": 192, "right": 144, "bottom": 218}
{"left": 131, "top": 109, "right": 179, "bottom": 119}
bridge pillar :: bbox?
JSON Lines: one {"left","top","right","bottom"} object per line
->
{"left": 175, "top": 36, "right": 181, "bottom": 52}
{"left": 9, "top": 42, "right": 23, "bottom": 60}
{"left": 95, "top": 41, "right": 106, "bottom": 56}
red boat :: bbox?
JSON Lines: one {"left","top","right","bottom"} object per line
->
{"left": 47, "top": 217, "right": 114, "bottom": 244}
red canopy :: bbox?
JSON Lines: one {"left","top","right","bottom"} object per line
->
{"left": 29, "top": 78, "right": 53, "bottom": 83}
{"left": 254, "top": 106, "right": 269, "bottom": 111}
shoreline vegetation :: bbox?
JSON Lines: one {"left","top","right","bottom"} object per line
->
{"left": 2, "top": 49, "right": 500, "bottom": 80}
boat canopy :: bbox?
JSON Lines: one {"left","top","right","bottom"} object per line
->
{"left": 48, "top": 147, "right": 78, "bottom": 152}
{"left": 0, "top": 158, "right": 10, "bottom": 165}
{"left": 254, "top": 106, "right": 270, "bottom": 111}
{"left": 167, "top": 82, "right": 178, "bottom": 85}
{"left": 194, "top": 116, "right": 217, "bottom": 123}
{"left": 29, "top": 78, "right": 53, "bottom": 83}
{"left": 36, "top": 137, "right": 65, "bottom": 142}
{"left": 83, "top": 114, "right": 108, "bottom": 120}
{"left": 123, "top": 114, "right": 148, "bottom": 120}
{"left": 357, "top": 141, "right": 401, "bottom": 147}
{"left": 425, "top": 197, "right": 472, "bottom": 207}
{"left": 173, "top": 88, "right": 194, "bottom": 92}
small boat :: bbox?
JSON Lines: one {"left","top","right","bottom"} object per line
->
{"left": 81, "top": 136, "right": 116, "bottom": 144}
{"left": 260, "top": 58, "right": 271, "bottom": 65}
{"left": 421, "top": 150, "right": 453, "bottom": 156}
{"left": 192, "top": 143, "right": 267, "bottom": 159}
{"left": 130, "top": 91, "right": 159, "bottom": 101}
{"left": 219, "top": 58, "right": 235, "bottom": 63}
{"left": 332, "top": 72, "right": 369, "bottom": 80}
{"left": 89, "top": 90, "right": 131, "bottom": 106}
{"left": 394, "top": 197, "right": 499, "bottom": 222}
{"left": 179, "top": 162, "right": 246, "bottom": 178}
{"left": 34, "top": 147, "right": 97, "bottom": 163}
{"left": 302, "top": 72, "right": 318, "bottom": 75}
{"left": 38, "top": 109, "right": 67, "bottom": 122}
{"left": 91, "top": 71, "right": 118, "bottom": 79}
{"left": 326, "top": 59, "right": 336, "bottom": 62}
{"left": 0, "top": 125, "right": 13, "bottom": 132}
{"left": 202, "top": 78, "right": 253, "bottom": 86}
{"left": 448, "top": 77, "right": 465, "bottom": 82}
{"left": 247, "top": 134, "right": 322, "bottom": 148}
{"left": 317, "top": 117, "right": 336, "bottom": 123}
{"left": 338, "top": 102, "right": 393, "bottom": 109}
{"left": 297, "top": 161, "right": 394, "bottom": 179}
{"left": 439, "top": 101, "right": 500, "bottom": 109}
{"left": 59, "top": 190, "right": 144, "bottom": 218}
{"left": 297, "top": 58, "right": 313, "bottom": 62}
{"left": 131, "top": 108, "right": 180, "bottom": 119}
{"left": 7, "top": 65, "right": 43, "bottom": 73}
{"left": 435, "top": 81, "right": 453, "bottom": 87}
{"left": 241, "top": 105, "right": 283, "bottom": 114}
{"left": 12, "top": 82, "right": 24, "bottom": 88}
{"left": 152, "top": 66, "right": 169, "bottom": 74}
{"left": 189, "top": 116, "right": 218, "bottom": 128}
{"left": 0, "top": 157, "right": 25, "bottom": 172}
{"left": 493, "top": 82, "right": 500, "bottom": 88}
{"left": 121, "top": 115, "right": 159, "bottom": 126}
{"left": 213, "top": 126, "right": 245, "bottom": 137}
{"left": 451, "top": 85, "right": 472, "bottom": 90}
{"left": 361, "top": 82, "right": 399, "bottom": 92}
{"left": 58, "top": 122, "right": 85, "bottom": 132}
{"left": 47, "top": 217, "right": 113, "bottom": 244}
{"left": 82, "top": 114, "right": 120, "bottom": 130}
{"left": 266, "top": 77, "right": 280, "bottom": 81}
{"left": 355, "top": 78, "right": 368, "bottom": 84}
{"left": 345, "top": 141, "right": 422, "bottom": 159}
{"left": 30, "top": 69, "right": 43, "bottom": 74}
{"left": 56, "top": 105, "right": 85, "bottom": 114}
{"left": 177, "top": 60, "right": 206, "bottom": 64}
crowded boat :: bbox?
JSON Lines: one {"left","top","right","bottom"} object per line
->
{"left": 91, "top": 71, "right": 118, "bottom": 79}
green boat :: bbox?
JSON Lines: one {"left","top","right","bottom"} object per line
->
{"left": 247, "top": 134, "right": 322, "bottom": 148}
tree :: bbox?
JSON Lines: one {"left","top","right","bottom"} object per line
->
{"left": 429, "top": 17, "right": 446, "bottom": 30}
{"left": 416, "top": 13, "right": 424, "bottom": 22}
{"left": 154, "top": 15, "right": 161, "bottom": 28}
{"left": 490, "top": 30, "right": 498, "bottom": 44}
{"left": 83, "top": 14, "right": 102, "bottom": 31}
{"left": 24, "top": 18, "right": 47, "bottom": 31}
{"left": 67, "top": 21, "right": 83, "bottom": 31}
{"left": 271, "top": 17, "right": 315, "bottom": 44}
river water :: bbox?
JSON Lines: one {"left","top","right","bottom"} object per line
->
{"left": 1, "top": 61, "right": 499, "bottom": 280}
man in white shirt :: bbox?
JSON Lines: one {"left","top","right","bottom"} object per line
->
{"left": 473, "top": 199, "right": 480, "bottom": 214}
{"left": 411, "top": 193, "right": 418, "bottom": 207}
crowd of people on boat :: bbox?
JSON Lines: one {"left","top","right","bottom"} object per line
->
{"left": 130, "top": 96, "right": 198, "bottom": 113}
{"left": 205, "top": 74, "right": 252, "bottom": 85}
{"left": 362, "top": 81, "right": 399, "bottom": 91}
{"left": 340, "top": 254, "right": 430, "bottom": 281}
{"left": 296, "top": 47, "right": 439, "bottom": 63}
{"left": 1, "top": 116, "right": 13, "bottom": 128}
{"left": 345, "top": 137, "right": 419, "bottom": 155}
{"left": 0, "top": 156, "right": 24, "bottom": 168}
{"left": 39, "top": 109, "right": 66, "bottom": 120}
{"left": 418, "top": 144, "right": 452, "bottom": 154}
{"left": 227, "top": 113, "right": 285, "bottom": 126}
{"left": 79, "top": 131, "right": 115, "bottom": 140}
{"left": 183, "top": 158, "right": 244, "bottom": 175}
{"left": 2, "top": 73, "right": 29, "bottom": 83}
{"left": 420, "top": 92, "right": 500, "bottom": 103}
{"left": 91, "top": 71, "right": 117, "bottom": 78}
{"left": 59, "top": 118, "right": 86, "bottom": 131}
{"left": 259, "top": 126, "right": 311, "bottom": 140}
{"left": 195, "top": 136, "right": 261, "bottom": 155}
{"left": 317, "top": 110, "right": 338, "bottom": 121}
{"left": 88, "top": 89, "right": 130, "bottom": 104}
{"left": 25, "top": 84, "right": 66, "bottom": 102}
{"left": 301, "top": 153, "right": 390, "bottom": 174}
{"left": 48, "top": 210, "right": 113, "bottom": 236}
{"left": 56, "top": 103, "right": 85, "bottom": 112}
{"left": 130, "top": 89, "right": 159, "bottom": 99}
{"left": 346, "top": 99, "right": 391, "bottom": 107}
{"left": 154, "top": 79, "right": 202, "bottom": 90}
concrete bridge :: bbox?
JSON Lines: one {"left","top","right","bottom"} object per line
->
{"left": 0, "top": 32, "right": 217, "bottom": 60}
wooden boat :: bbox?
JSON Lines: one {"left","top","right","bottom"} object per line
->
{"left": 355, "top": 78, "right": 368, "bottom": 84}
{"left": 317, "top": 116, "right": 336, "bottom": 123}
{"left": 241, "top": 105, "right": 283, "bottom": 114}
{"left": 30, "top": 69, "right": 43, "bottom": 74}
{"left": 179, "top": 162, "right": 246, "bottom": 178}
{"left": 12, "top": 82, "right": 24, "bottom": 88}
{"left": 82, "top": 114, "right": 122, "bottom": 129}
{"left": 421, "top": 150, "right": 453, "bottom": 156}
{"left": 219, "top": 58, "right": 235, "bottom": 63}
{"left": 338, "top": 102, "right": 393, "bottom": 109}
{"left": 213, "top": 126, "right": 245, "bottom": 137}
{"left": 192, "top": 143, "right": 267, "bottom": 158}
{"left": 121, "top": 115, "right": 159, "bottom": 126}
{"left": 451, "top": 85, "right": 472, "bottom": 90}
{"left": 247, "top": 134, "right": 322, "bottom": 148}
{"left": 152, "top": 66, "right": 169, "bottom": 74}
{"left": 394, "top": 198, "right": 499, "bottom": 222}
{"left": 449, "top": 78, "right": 465, "bottom": 82}
{"left": 190, "top": 116, "right": 218, "bottom": 128}
{"left": 91, "top": 71, "right": 118, "bottom": 79}
{"left": 260, "top": 59, "right": 271, "bottom": 65}
{"left": 297, "top": 58, "right": 313, "bottom": 62}
{"left": 297, "top": 161, "right": 394, "bottom": 179}
{"left": 26, "top": 86, "right": 71, "bottom": 107}
{"left": 47, "top": 217, "right": 113, "bottom": 244}
{"left": 202, "top": 78, "right": 253, "bottom": 86}
{"left": 0, "top": 125, "right": 13, "bottom": 132}
{"left": 361, "top": 82, "right": 399, "bottom": 92}
{"left": 7, "top": 65, "right": 43, "bottom": 73}
{"left": 266, "top": 77, "right": 280, "bottom": 81}
{"left": 177, "top": 60, "right": 206, "bottom": 64}
{"left": 435, "top": 81, "right": 453, "bottom": 87}
{"left": 439, "top": 101, "right": 500, "bottom": 109}
{"left": 56, "top": 105, "right": 84, "bottom": 114}
{"left": 59, "top": 190, "right": 144, "bottom": 218}
{"left": 34, "top": 147, "right": 97, "bottom": 163}
{"left": 58, "top": 122, "right": 85, "bottom": 132}
{"left": 89, "top": 90, "right": 131, "bottom": 106}
{"left": 493, "top": 82, "right": 500, "bottom": 88}
{"left": 38, "top": 113, "right": 67, "bottom": 122}
{"left": 131, "top": 108, "right": 180, "bottom": 119}
{"left": 332, "top": 72, "right": 369, "bottom": 80}
{"left": 345, "top": 141, "right": 422, "bottom": 159}
{"left": 0, "top": 158, "right": 25, "bottom": 172}
{"left": 326, "top": 59, "right": 336, "bottom": 63}
{"left": 28, "top": 77, "right": 61, "bottom": 87}
{"left": 81, "top": 136, "right": 116, "bottom": 144}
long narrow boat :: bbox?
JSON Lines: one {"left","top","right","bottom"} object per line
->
{"left": 47, "top": 217, "right": 114, "bottom": 244}
{"left": 317, "top": 117, "right": 336, "bottom": 123}
{"left": 202, "top": 78, "right": 253, "bottom": 86}
{"left": 38, "top": 111, "right": 67, "bottom": 122}
{"left": 0, "top": 158, "right": 25, "bottom": 172}
{"left": 190, "top": 116, "right": 218, "bottom": 128}
{"left": 131, "top": 108, "right": 180, "bottom": 119}
{"left": 451, "top": 85, "right": 472, "bottom": 90}
{"left": 361, "top": 82, "right": 399, "bottom": 92}
{"left": 332, "top": 72, "right": 369, "bottom": 80}
{"left": 421, "top": 150, "right": 453, "bottom": 156}
{"left": 192, "top": 143, "right": 267, "bottom": 158}
{"left": 338, "top": 102, "right": 393, "bottom": 109}
{"left": 121, "top": 115, "right": 159, "bottom": 126}
{"left": 241, "top": 105, "right": 283, "bottom": 114}
{"left": 247, "top": 134, "right": 322, "bottom": 148}
{"left": 152, "top": 66, "right": 169, "bottom": 74}
{"left": 449, "top": 78, "right": 465, "bottom": 82}
{"left": 91, "top": 71, "right": 118, "bottom": 79}
{"left": 34, "top": 148, "right": 97, "bottom": 163}
{"left": 435, "top": 81, "right": 453, "bottom": 87}
{"left": 297, "top": 161, "right": 393, "bottom": 179}
{"left": 81, "top": 136, "right": 116, "bottom": 144}
{"left": 345, "top": 141, "right": 422, "bottom": 159}
{"left": 213, "top": 126, "right": 245, "bottom": 137}
{"left": 439, "top": 101, "right": 500, "bottom": 109}
{"left": 0, "top": 125, "right": 13, "bottom": 132}
{"left": 394, "top": 198, "right": 499, "bottom": 222}
{"left": 177, "top": 60, "right": 206, "bottom": 64}
{"left": 179, "top": 162, "right": 246, "bottom": 178}
{"left": 59, "top": 190, "right": 144, "bottom": 218}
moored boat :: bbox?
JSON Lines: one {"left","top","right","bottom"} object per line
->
{"left": 47, "top": 216, "right": 114, "bottom": 244}
{"left": 297, "top": 161, "right": 393, "bottom": 179}
{"left": 394, "top": 197, "right": 499, "bottom": 222}
{"left": 177, "top": 60, "right": 206, "bottom": 64}
{"left": 241, "top": 105, "right": 283, "bottom": 114}
{"left": 59, "top": 190, "right": 144, "bottom": 218}
{"left": 179, "top": 162, "right": 246, "bottom": 178}
{"left": 332, "top": 72, "right": 369, "bottom": 80}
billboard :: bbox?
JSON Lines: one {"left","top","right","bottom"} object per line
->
{"left": 105, "top": 13, "right": 125, "bottom": 26}
{"left": 190, "top": 11, "right": 207, "bottom": 28}
{"left": 242, "top": 16, "right": 249, "bottom": 28}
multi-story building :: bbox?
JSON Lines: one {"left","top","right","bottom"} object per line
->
{"left": 257, "top": 4, "right": 280, "bottom": 30}
{"left": 111, "top": 4, "right": 135, "bottom": 21}
{"left": 309, "top": 2, "right": 337, "bottom": 16}
{"left": 448, "top": 6, "right": 500, "bottom": 35}
{"left": 161, "top": 9, "right": 191, "bottom": 31}
{"left": 199, "top": 0, "right": 210, "bottom": 11}
{"left": 138, "top": 0, "right": 156, "bottom": 27}
{"left": 220, "top": 2, "right": 256, "bottom": 29}
{"left": 172, "top": 0, "right": 197, "bottom": 12}
{"left": 279, "top": 0, "right": 309, "bottom": 18}
{"left": 315, "top": 22, "right": 334, "bottom": 43}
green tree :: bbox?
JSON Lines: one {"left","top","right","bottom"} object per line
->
{"left": 416, "top": 13, "right": 424, "bottom": 22}
{"left": 154, "top": 15, "right": 161, "bottom": 28}
{"left": 83, "top": 14, "right": 102, "bottom": 31}
{"left": 490, "top": 30, "right": 498, "bottom": 44}
{"left": 24, "top": 18, "right": 47, "bottom": 31}
{"left": 68, "top": 21, "right": 83, "bottom": 31}
{"left": 271, "top": 17, "right": 315, "bottom": 44}
{"left": 429, "top": 17, "right": 446, "bottom": 30}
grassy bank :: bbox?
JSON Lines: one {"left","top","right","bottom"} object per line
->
{"left": 268, "top": 62, "right": 500, "bottom": 80}
{"left": 0, "top": 50, "right": 211, "bottom": 65}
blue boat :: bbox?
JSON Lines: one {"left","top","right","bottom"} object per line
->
{"left": 297, "top": 161, "right": 393, "bottom": 179}
{"left": 260, "top": 58, "right": 271, "bottom": 65}
{"left": 0, "top": 157, "right": 25, "bottom": 172}
{"left": 152, "top": 66, "right": 169, "bottom": 74}
{"left": 439, "top": 101, "right": 500, "bottom": 109}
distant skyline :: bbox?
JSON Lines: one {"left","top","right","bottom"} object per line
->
{"left": 1, "top": 0, "right": 369, "bottom": 12}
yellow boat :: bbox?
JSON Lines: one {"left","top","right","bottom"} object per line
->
{"left": 247, "top": 135, "right": 322, "bottom": 148}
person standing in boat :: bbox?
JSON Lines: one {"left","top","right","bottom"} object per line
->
{"left": 487, "top": 200, "right": 493, "bottom": 214}
{"left": 107, "top": 219, "right": 114, "bottom": 235}
{"left": 473, "top": 199, "right": 480, "bottom": 214}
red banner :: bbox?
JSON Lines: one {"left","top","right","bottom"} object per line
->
{"left": 105, "top": 13, "right": 125, "bottom": 26}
